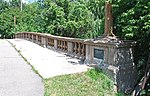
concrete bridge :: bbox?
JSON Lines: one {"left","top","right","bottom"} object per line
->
{"left": 15, "top": 32, "right": 137, "bottom": 93}
{"left": 0, "top": 31, "right": 137, "bottom": 95}
{"left": 0, "top": 2, "right": 139, "bottom": 95}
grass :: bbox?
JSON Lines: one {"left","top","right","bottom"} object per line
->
{"left": 44, "top": 69, "right": 122, "bottom": 96}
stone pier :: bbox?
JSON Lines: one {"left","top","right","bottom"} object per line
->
{"left": 84, "top": 37, "right": 137, "bottom": 93}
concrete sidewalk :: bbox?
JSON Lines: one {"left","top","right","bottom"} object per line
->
{"left": 0, "top": 39, "right": 44, "bottom": 96}
{"left": 8, "top": 39, "right": 90, "bottom": 78}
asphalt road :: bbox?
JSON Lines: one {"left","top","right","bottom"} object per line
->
{"left": 0, "top": 39, "right": 44, "bottom": 96}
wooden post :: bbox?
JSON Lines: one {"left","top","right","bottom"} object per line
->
{"left": 104, "top": 1, "right": 114, "bottom": 36}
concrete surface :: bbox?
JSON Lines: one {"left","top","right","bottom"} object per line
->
{"left": 8, "top": 39, "right": 90, "bottom": 78}
{"left": 0, "top": 39, "right": 44, "bottom": 96}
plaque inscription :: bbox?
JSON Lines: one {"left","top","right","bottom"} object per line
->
{"left": 94, "top": 48, "right": 104, "bottom": 60}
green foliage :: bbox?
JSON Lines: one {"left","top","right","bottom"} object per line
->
{"left": 40, "top": 0, "right": 99, "bottom": 38}
{"left": 0, "top": 0, "right": 106, "bottom": 38}
{"left": 112, "top": 0, "right": 150, "bottom": 77}
{"left": 0, "top": 7, "right": 19, "bottom": 38}
{"left": 14, "top": 3, "right": 44, "bottom": 32}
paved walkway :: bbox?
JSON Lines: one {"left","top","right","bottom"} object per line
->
{"left": 8, "top": 39, "right": 90, "bottom": 78}
{"left": 0, "top": 39, "right": 44, "bottom": 96}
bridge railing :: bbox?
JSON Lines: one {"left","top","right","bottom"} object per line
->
{"left": 15, "top": 32, "right": 137, "bottom": 93}
{"left": 15, "top": 32, "right": 86, "bottom": 60}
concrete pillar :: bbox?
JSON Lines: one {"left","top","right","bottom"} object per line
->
{"left": 54, "top": 39, "right": 57, "bottom": 49}
{"left": 24, "top": 33, "right": 26, "bottom": 39}
{"left": 24, "top": 33, "right": 25, "bottom": 39}
{"left": 44, "top": 36, "right": 48, "bottom": 47}
{"left": 67, "top": 42, "right": 73, "bottom": 54}
{"left": 36, "top": 35, "right": 38, "bottom": 44}
{"left": 31, "top": 34, "right": 34, "bottom": 42}
{"left": 84, "top": 44, "right": 92, "bottom": 64}
{"left": 20, "top": 33, "right": 22, "bottom": 38}
{"left": 41, "top": 36, "right": 46, "bottom": 47}
{"left": 41, "top": 36, "right": 44, "bottom": 45}
{"left": 110, "top": 47, "right": 116, "bottom": 65}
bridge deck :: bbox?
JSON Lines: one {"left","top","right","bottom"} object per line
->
{"left": 8, "top": 39, "right": 90, "bottom": 78}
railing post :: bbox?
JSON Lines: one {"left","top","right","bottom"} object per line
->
{"left": 74, "top": 42, "right": 77, "bottom": 54}
{"left": 23, "top": 33, "right": 25, "bottom": 39}
{"left": 41, "top": 34, "right": 47, "bottom": 47}
{"left": 45, "top": 35, "right": 48, "bottom": 48}
{"left": 54, "top": 39, "right": 57, "bottom": 49}
{"left": 78, "top": 43, "right": 81, "bottom": 56}
{"left": 20, "top": 33, "right": 22, "bottom": 38}
{"left": 28, "top": 33, "right": 30, "bottom": 40}
{"left": 67, "top": 42, "right": 73, "bottom": 54}
{"left": 36, "top": 34, "right": 38, "bottom": 44}
{"left": 60, "top": 41, "right": 62, "bottom": 50}
{"left": 25, "top": 33, "right": 27, "bottom": 39}
{"left": 84, "top": 44, "right": 92, "bottom": 64}
{"left": 30, "top": 34, "right": 32, "bottom": 41}
{"left": 81, "top": 44, "right": 85, "bottom": 59}
{"left": 31, "top": 34, "right": 34, "bottom": 42}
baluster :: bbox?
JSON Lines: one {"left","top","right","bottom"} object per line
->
{"left": 30, "top": 34, "right": 32, "bottom": 41}
{"left": 64, "top": 41, "right": 67, "bottom": 51}
{"left": 63, "top": 41, "right": 65, "bottom": 51}
{"left": 40, "top": 36, "right": 42, "bottom": 44}
{"left": 57, "top": 40, "right": 59, "bottom": 49}
{"left": 62, "top": 41, "right": 64, "bottom": 51}
{"left": 23, "top": 33, "right": 24, "bottom": 38}
{"left": 65, "top": 41, "right": 67, "bottom": 51}
{"left": 61, "top": 40, "right": 63, "bottom": 50}
{"left": 34, "top": 34, "right": 35, "bottom": 41}
{"left": 38, "top": 35, "right": 40, "bottom": 44}
{"left": 74, "top": 42, "right": 77, "bottom": 54}
{"left": 81, "top": 44, "right": 85, "bottom": 59}
{"left": 78, "top": 43, "right": 81, "bottom": 56}
{"left": 58, "top": 40, "right": 60, "bottom": 49}
{"left": 28, "top": 33, "right": 30, "bottom": 40}
{"left": 51, "top": 39, "right": 54, "bottom": 46}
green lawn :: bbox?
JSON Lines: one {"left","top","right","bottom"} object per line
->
{"left": 44, "top": 69, "right": 122, "bottom": 96}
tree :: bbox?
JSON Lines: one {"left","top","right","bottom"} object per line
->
{"left": 113, "top": 0, "right": 150, "bottom": 78}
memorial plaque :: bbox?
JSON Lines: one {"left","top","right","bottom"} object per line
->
{"left": 94, "top": 48, "right": 104, "bottom": 60}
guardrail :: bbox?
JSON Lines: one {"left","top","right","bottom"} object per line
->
{"left": 15, "top": 32, "right": 86, "bottom": 60}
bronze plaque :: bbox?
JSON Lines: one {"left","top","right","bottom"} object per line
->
{"left": 94, "top": 48, "right": 104, "bottom": 60}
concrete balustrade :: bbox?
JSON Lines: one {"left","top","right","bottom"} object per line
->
{"left": 15, "top": 32, "right": 86, "bottom": 60}
{"left": 15, "top": 32, "right": 137, "bottom": 93}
